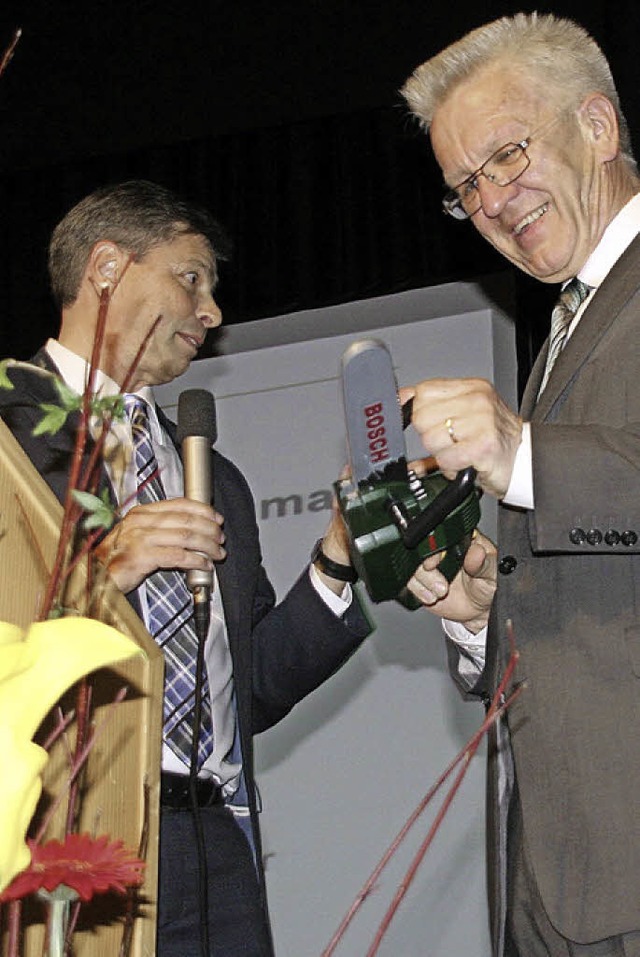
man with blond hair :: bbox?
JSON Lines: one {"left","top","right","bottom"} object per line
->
{"left": 401, "top": 13, "right": 640, "bottom": 957}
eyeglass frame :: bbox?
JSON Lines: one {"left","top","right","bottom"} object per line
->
{"left": 442, "top": 140, "right": 531, "bottom": 220}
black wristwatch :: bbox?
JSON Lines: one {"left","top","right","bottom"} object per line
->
{"left": 310, "top": 538, "right": 358, "bottom": 583}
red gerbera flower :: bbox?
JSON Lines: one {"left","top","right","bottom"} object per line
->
{"left": 0, "top": 833, "right": 145, "bottom": 903}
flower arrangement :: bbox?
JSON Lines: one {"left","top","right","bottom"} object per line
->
{"left": 0, "top": 617, "right": 146, "bottom": 957}
{"left": 0, "top": 254, "right": 160, "bottom": 952}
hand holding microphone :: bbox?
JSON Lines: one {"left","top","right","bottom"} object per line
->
{"left": 95, "top": 390, "right": 221, "bottom": 600}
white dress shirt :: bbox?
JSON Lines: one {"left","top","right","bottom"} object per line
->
{"left": 44, "top": 339, "right": 351, "bottom": 794}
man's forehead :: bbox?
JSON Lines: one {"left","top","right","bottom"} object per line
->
{"left": 432, "top": 68, "right": 541, "bottom": 179}
{"left": 146, "top": 230, "right": 217, "bottom": 276}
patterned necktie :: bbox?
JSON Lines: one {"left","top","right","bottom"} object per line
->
{"left": 537, "top": 277, "right": 590, "bottom": 398}
{"left": 123, "top": 394, "right": 213, "bottom": 770}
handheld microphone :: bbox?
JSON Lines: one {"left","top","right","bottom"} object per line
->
{"left": 177, "top": 389, "right": 217, "bottom": 636}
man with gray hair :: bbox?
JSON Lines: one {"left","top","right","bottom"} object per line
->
{"left": 400, "top": 13, "right": 640, "bottom": 957}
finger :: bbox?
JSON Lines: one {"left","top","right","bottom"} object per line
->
{"left": 124, "top": 497, "right": 221, "bottom": 522}
{"left": 98, "top": 529, "right": 224, "bottom": 594}
{"left": 408, "top": 557, "right": 450, "bottom": 604}
{"left": 123, "top": 501, "right": 223, "bottom": 536}
{"left": 398, "top": 386, "right": 416, "bottom": 406}
{"left": 462, "top": 540, "right": 492, "bottom": 577}
{"left": 406, "top": 574, "right": 449, "bottom": 606}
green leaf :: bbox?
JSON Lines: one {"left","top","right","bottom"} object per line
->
{"left": 33, "top": 403, "right": 70, "bottom": 436}
{"left": 71, "top": 488, "right": 115, "bottom": 531}
{"left": 0, "top": 359, "right": 15, "bottom": 390}
{"left": 52, "top": 376, "right": 83, "bottom": 412}
{"left": 91, "top": 393, "right": 125, "bottom": 420}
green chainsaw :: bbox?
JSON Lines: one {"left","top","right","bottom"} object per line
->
{"left": 334, "top": 338, "right": 482, "bottom": 609}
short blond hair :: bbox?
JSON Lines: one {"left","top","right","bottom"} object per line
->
{"left": 401, "top": 12, "right": 634, "bottom": 162}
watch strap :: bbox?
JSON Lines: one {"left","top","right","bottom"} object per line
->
{"left": 311, "top": 538, "right": 358, "bottom": 583}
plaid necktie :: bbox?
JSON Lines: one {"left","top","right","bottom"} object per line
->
{"left": 537, "top": 277, "right": 590, "bottom": 398}
{"left": 123, "top": 394, "right": 213, "bottom": 770}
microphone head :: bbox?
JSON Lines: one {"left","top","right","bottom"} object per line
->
{"left": 177, "top": 389, "right": 217, "bottom": 444}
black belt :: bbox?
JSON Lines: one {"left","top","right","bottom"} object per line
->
{"left": 160, "top": 771, "right": 225, "bottom": 810}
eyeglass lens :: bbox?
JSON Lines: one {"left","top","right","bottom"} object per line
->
{"left": 444, "top": 142, "right": 530, "bottom": 219}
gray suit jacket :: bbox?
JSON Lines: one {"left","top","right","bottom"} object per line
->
{"left": 481, "top": 234, "right": 640, "bottom": 947}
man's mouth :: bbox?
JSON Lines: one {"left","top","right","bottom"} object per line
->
{"left": 179, "top": 333, "right": 203, "bottom": 351}
{"left": 513, "top": 202, "right": 550, "bottom": 236}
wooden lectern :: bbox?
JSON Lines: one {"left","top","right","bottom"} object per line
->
{"left": 0, "top": 418, "right": 163, "bottom": 956}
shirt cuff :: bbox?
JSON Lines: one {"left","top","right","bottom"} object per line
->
{"left": 502, "top": 422, "right": 534, "bottom": 509}
{"left": 443, "top": 618, "right": 487, "bottom": 682}
{"left": 309, "top": 562, "right": 352, "bottom": 615}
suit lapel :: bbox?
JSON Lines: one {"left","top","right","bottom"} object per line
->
{"left": 213, "top": 476, "right": 241, "bottom": 647}
{"left": 4, "top": 349, "right": 77, "bottom": 449}
{"left": 530, "top": 233, "right": 640, "bottom": 420}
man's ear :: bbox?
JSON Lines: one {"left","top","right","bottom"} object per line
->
{"left": 86, "top": 241, "right": 127, "bottom": 291}
{"left": 578, "top": 92, "right": 619, "bottom": 162}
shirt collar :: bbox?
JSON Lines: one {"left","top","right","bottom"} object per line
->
{"left": 578, "top": 191, "right": 640, "bottom": 288}
{"left": 44, "top": 338, "right": 165, "bottom": 445}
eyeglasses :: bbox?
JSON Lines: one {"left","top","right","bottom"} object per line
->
{"left": 442, "top": 140, "right": 531, "bottom": 220}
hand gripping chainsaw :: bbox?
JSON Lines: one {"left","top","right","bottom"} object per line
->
{"left": 334, "top": 339, "right": 481, "bottom": 609}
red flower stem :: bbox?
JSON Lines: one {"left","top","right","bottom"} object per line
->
{"left": 65, "top": 679, "right": 92, "bottom": 835}
{"left": 42, "top": 307, "right": 162, "bottom": 609}
{"left": 37, "top": 285, "right": 114, "bottom": 617}
{"left": 5, "top": 900, "right": 22, "bottom": 957}
{"left": 119, "top": 780, "right": 151, "bottom": 957}
{"left": 365, "top": 684, "right": 523, "bottom": 957}
{"left": 64, "top": 901, "right": 81, "bottom": 955}
{"left": 0, "top": 28, "right": 21, "bottom": 79}
{"left": 38, "top": 434, "right": 88, "bottom": 621}
{"left": 119, "top": 313, "right": 161, "bottom": 396}
{"left": 321, "top": 635, "right": 520, "bottom": 957}
{"left": 13, "top": 492, "right": 52, "bottom": 591}
{"left": 85, "top": 287, "right": 110, "bottom": 401}
{"left": 64, "top": 286, "right": 113, "bottom": 500}
{"left": 43, "top": 288, "right": 116, "bottom": 833}
{"left": 40, "top": 708, "right": 75, "bottom": 754}
{"left": 34, "top": 687, "right": 129, "bottom": 845}
{"left": 70, "top": 311, "right": 160, "bottom": 501}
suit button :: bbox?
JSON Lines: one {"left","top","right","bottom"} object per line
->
{"left": 586, "top": 528, "right": 603, "bottom": 546}
{"left": 621, "top": 530, "right": 639, "bottom": 546}
{"left": 570, "top": 527, "right": 586, "bottom": 545}
{"left": 498, "top": 555, "right": 517, "bottom": 575}
{"left": 604, "top": 529, "right": 620, "bottom": 546}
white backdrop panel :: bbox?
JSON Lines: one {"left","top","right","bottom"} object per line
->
{"left": 156, "top": 281, "right": 515, "bottom": 957}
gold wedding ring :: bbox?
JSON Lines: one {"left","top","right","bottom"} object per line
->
{"left": 445, "top": 417, "right": 458, "bottom": 444}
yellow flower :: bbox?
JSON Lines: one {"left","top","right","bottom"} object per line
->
{"left": 0, "top": 619, "right": 142, "bottom": 893}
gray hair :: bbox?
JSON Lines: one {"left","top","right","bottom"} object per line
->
{"left": 401, "top": 13, "right": 634, "bottom": 164}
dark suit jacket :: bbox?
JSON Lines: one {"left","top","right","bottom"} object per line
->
{"left": 468, "top": 235, "right": 640, "bottom": 950}
{"left": 0, "top": 349, "right": 372, "bottom": 928}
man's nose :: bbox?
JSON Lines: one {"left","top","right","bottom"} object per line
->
{"left": 476, "top": 175, "right": 517, "bottom": 218}
{"left": 198, "top": 293, "right": 223, "bottom": 328}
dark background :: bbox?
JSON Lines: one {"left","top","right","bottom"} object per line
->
{"left": 1, "top": 0, "right": 639, "bottom": 394}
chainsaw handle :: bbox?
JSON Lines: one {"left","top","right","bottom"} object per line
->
{"left": 398, "top": 467, "right": 478, "bottom": 549}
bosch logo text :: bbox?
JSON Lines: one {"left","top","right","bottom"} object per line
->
{"left": 364, "top": 402, "right": 389, "bottom": 464}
